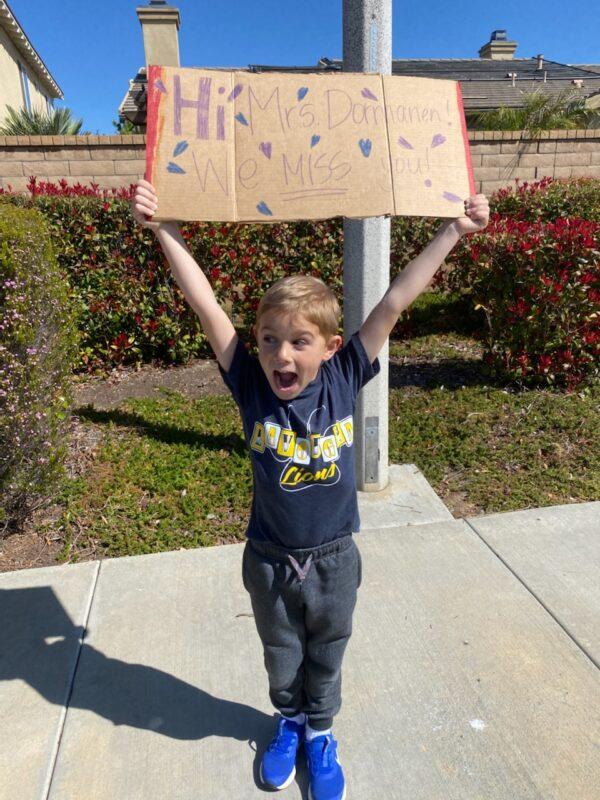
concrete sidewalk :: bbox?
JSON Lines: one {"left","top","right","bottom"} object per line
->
{"left": 1, "top": 465, "right": 599, "bottom": 800}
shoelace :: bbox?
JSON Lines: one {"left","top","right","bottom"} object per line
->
{"left": 268, "top": 720, "right": 299, "bottom": 756}
{"left": 307, "top": 736, "right": 336, "bottom": 770}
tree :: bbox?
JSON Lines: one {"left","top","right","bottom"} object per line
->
{"left": 468, "top": 88, "right": 600, "bottom": 134}
{"left": 112, "top": 117, "right": 145, "bottom": 134}
{"left": 0, "top": 104, "right": 85, "bottom": 135}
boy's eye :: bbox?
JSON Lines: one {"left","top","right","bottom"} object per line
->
{"left": 262, "top": 336, "right": 307, "bottom": 345}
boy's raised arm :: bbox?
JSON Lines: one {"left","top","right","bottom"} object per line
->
{"left": 155, "top": 225, "right": 239, "bottom": 371}
{"left": 359, "top": 194, "right": 490, "bottom": 364}
{"left": 131, "top": 179, "right": 238, "bottom": 373}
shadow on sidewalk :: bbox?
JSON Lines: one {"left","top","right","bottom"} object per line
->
{"left": 0, "top": 585, "right": 310, "bottom": 795}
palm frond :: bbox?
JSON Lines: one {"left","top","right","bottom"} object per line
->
{"left": 0, "top": 105, "right": 84, "bottom": 135}
{"left": 471, "top": 88, "right": 596, "bottom": 133}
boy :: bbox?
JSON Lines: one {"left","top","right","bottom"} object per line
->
{"left": 132, "top": 179, "right": 489, "bottom": 799}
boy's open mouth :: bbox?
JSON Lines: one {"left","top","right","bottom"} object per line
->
{"left": 274, "top": 370, "right": 299, "bottom": 393}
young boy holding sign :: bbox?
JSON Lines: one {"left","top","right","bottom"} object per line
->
{"left": 132, "top": 178, "right": 489, "bottom": 800}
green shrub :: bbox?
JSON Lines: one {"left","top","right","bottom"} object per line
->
{"left": 2, "top": 185, "right": 203, "bottom": 370}
{"left": 0, "top": 203, "right": 79, "bottom": 533}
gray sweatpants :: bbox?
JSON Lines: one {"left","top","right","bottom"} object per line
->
{"left": 242, "top": 533, "right": 362, "bottom": 731}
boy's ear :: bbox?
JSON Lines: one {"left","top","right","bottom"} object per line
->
{"left": 322, "top": 334, "right": 343, "bottom": 360}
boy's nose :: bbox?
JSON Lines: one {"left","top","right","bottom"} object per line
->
{"left": 276, "top": 343, "right": 293, "bottom": 363}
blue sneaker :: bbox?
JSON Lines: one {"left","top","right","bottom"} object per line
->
{"left": 260, "top": 716, "right": 305, "bottom": 790}
{"left": 304, "top": 733, "right": 346, "bottom": 800}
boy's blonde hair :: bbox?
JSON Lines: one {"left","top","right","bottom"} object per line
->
{"left": 255, "top": 275, "right": 341, "bottom": 341}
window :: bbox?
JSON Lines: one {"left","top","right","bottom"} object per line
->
{"left": 46, "top": 96, "right": 53, "bottom": 116}
{"left": 17, "top": 61, "right": 32, "bottom": 112}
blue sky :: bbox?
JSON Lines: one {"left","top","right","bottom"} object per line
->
{"left": 10, "top": 0, "right": 600, "bottom": 134}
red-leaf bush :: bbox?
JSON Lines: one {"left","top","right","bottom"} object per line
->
{"left": 488, "top": 175, "right": 600, "bottom": 222}
{"left": 0, "top": 177, "right": 441, "bottom": 373}
{"left": 442, "top": 178, "right": 600, "bottom": 389}
{"left": 1, "top": 175, "right": 598, "bottom": 389}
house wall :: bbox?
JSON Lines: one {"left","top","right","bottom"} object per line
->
{"left": 0, "top": 27, "right": 52, "bottom": 120}
{"left": 0, "top": 130, "right": 599, "bottom": 197}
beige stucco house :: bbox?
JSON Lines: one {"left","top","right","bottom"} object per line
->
{"left": 0, "top": 0, "right": 62, "bottom": 123}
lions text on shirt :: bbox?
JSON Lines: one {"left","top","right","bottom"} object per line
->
{"left": 217, "top": 331, "right": 380, "bottom": 548}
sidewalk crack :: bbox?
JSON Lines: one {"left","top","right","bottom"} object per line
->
{"left": 41, "top": 560, "right": 102, "bottom": 800}
{"left": 464, "top": 518, "right": 599, "bottom": 672}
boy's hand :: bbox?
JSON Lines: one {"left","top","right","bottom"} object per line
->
{"left": 452, "top": 194, "right": 490, "bottom": 236}
{"left": 131, "top": 178, "right": 168, "bottom": 233}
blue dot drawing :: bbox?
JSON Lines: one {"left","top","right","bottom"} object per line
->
{"left": 228, "top": 85, "right": 243, "bottom": 102}
{"left": 361, "top": 88, "right": 378, "bottom": 101}
{"left": 259, "top": 142, "right": 272, "bottom": 159}
{"left": 167, "top": 162, "right": 186, "bottom": 174}
{"left": 235, "top": 112, "right": 249, "bottom": 126}
{"left": 310, "top": 135, "right": 320, "bottom": 148}
{"left": 358, "top": 138, "right": 372, "bottom": 158}
{"left": 298, "top": 87, "right": 309, "bottom": 101}
{"left": 257, "top": 201, "right": 273, "bottom": 216}
{"left": 173, "top": 141, "right": 188, "bottom": 158}
{"left": 443, "top": 191, "right": 462, "bottom": 202}
{"left": 431, "top": 134, "right": 446, "bottom": 148}
{"left": 397, "top": 136, "right": 413, "bottom": 150}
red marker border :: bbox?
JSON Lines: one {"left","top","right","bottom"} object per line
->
{"left": 456, "top": 81, "right": 475, "bottom": 196}
{"left": 145, "top": 65, "right": 164, "bottom": 185}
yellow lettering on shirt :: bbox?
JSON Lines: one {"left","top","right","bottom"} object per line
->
{"left": 293, "top": 437, "right": 311, "bottom": 465}
{"left": 332, "top": 422, "right": 346, "bottom": 448}
{"left": 265, "top": 421, "right": 281, "bottom": 449}
{"left": 252, "top": 414, "right": 353, "bottom": 466}
{"left": 277, "top": 428, "right": 296, "bottom": 458}
{"left": 281, "top": 462, "right": 337, "bottom": 486}
{"left": 320, "top": 434, "right": 339, "bottom": 463}
{"left": 340, "top": 416, "right": 353, "bottom": 446}
{"left": 310, "top": 433, "right": 321, "bottom": 458}
{"left": 250, "top": 422, "right": 265, "bottom": 452}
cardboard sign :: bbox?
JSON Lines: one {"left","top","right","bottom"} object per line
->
{"left": 146, "top": 65, "right": 475, "bottom": 222}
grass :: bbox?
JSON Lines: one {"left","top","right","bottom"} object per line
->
{"left": 49, "top": 291, "right": 599, "bottom": 563}
{"left": 56, "top": 395, "right": 252, "bottom": 560}
{"left": 389, "top": 385, "right": 598, "bottom": 511}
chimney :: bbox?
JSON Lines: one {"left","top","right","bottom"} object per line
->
{"left": 479, "top": 29, "right": 518, "bottom": 60}
{"left": 137, "top": 0, "right": 181, "bottom": 67}
{"left": 536, "top": 54, "right": 544, "bottom": 70}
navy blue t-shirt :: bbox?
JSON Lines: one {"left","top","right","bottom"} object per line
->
{"left": 217, "top": 331, "right": 380, "bottom": 548}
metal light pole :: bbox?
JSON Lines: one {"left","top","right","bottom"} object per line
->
{"left": 342, "top": 0, "right": 392, "bottom": 491}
